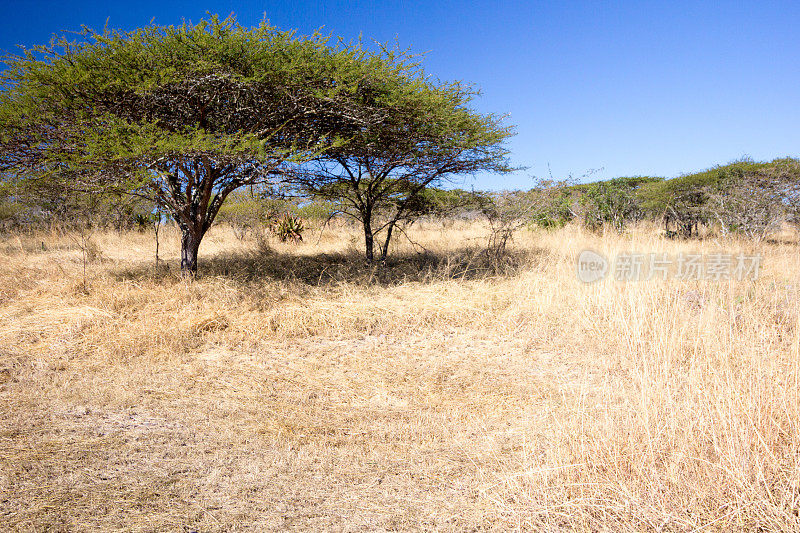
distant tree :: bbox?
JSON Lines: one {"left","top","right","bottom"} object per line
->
{"left": 573, "top": 176, "right": 661, "bottom": 233}
{"left": 0, "top": 170, "right": 149, "bottom": 232}
{"left": 0, "top": 15, "right": 391, "bottom": 275}
{"left": 704, "top": 158, "right": 800, "bottom": 241}
{"left": 638, "top": 158, "right": 800, "bottom": 239}
{"left": 639, "top": 172, "right": 716, "bottom": 238}
{"left": 413, "top": 187, "right": 487, "bottom": 219}
{"left": 0, "top": 179, "right": 22, "bottom": 231}
{"left": 214, "top": 190, "right": 279, "bottom": 241}
{"left": 287, "top": 66, "right": 514, "bottom": 263}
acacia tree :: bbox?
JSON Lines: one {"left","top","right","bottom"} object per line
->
{"left": 288, "top": 70, "right": 514, "bottom": 263}
{"left": 705, "top": 158, "right": 800, "bottom": 241}
{"left": 637, "top": 158, "right": 800, "bottom": 239}
{"left": 575, "top": 176, "right": 661, "bottom": 233}
{"left": 0, "top": 15, "right": 391, "bottom": 275}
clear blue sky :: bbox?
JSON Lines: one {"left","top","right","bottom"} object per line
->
{"left": 1, "top": 0, "right": 798, "bottom": 190}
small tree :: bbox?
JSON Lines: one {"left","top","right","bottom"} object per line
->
{"left": 0, "top": 15, "right": 389, "bottom": 275}
{"left": 478, "top": 180, "right": 572, "bottom": 259}
{"left": 288, "top": 59, "right": 515, "bottom": 263}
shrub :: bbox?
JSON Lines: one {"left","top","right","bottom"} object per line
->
{"left": 271, "top": 213, "right": 305, "bottom": 243}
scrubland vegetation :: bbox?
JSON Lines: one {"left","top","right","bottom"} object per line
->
{"left": 1, "top": 217, "right": 800, "bottom": 531}
{"left": 2, "top": 13, "right": 800, "bottom": 532}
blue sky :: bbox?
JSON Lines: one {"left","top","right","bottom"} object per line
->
{"left": 1, "top": 0, "right": 798, "bottom": 190}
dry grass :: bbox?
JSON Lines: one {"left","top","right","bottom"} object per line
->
{"left": 1, "top": 221, "right": 799, "bottom": 531}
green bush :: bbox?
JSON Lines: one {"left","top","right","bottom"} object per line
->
{"left": 271, "top": 213, "right": 305, "bottom": 243}
{"left": 570, "top": 176, "right": 661, "bottom": 233}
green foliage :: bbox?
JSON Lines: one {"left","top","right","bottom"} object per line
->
{"left": 638, "top": 160, "right": 768, "bottom": 216}
{"left": 0, "top": 172, "right": 156, "bottom": 232}
{"left": 0, "top": 14, "right": 450, "bottom": 272}
{"left": 216, "top": 198, "right": 270, "bottom": 222}
{"left": 636, "top": 158, "right": 800, "bottom": 237}
{"left": 295, "top": 199, "right": 338, "bottom": 221}
{"left": 0, "top": 182, "right": 24, "bottom": 229}
{"left": 412, "top": 188, "right": 484, "bottom": 218}
{"left": 573, "top": 176, "right": 662, "bottom": 232}
{"left": 271, "top": 213, "right": 305, "bottom": 243}
{"left": 291, "top": 63, "right": 515, "bottom": 261}
{"left": 525, "top": 186, "right": 575, "bottom": 229}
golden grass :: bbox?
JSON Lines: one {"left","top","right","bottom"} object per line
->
{"left": 1, "top": 221, "right": 799, "bottom": 531}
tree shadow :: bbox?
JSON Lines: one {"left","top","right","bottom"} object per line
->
{"left": 112, "top": 243, "right": 537, "bottom": 286}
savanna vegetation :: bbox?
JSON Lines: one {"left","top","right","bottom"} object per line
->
{"left": 2, "top": 13, "right": 800, "bottom": 533}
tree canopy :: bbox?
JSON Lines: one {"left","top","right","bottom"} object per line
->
{"left": 286, "top": 64, "right": 514, "bottom": 262}
{"left": 0, "top": 14, "right": 441, "bottom": 273}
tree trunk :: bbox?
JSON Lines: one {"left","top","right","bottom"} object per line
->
{"left": 363, "top": 213, "right": 374, "bottom": 263}
{"left": 379, "top": 221, "right": 395, "bottom": 262}
{"left": 180, "top": 227, "right": 202, "bottom": 277}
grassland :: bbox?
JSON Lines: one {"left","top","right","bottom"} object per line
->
{"left": 1, "top": 221, "right": 799, "bottom": 531}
